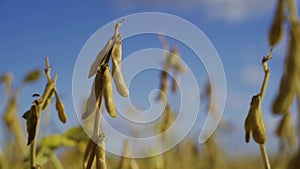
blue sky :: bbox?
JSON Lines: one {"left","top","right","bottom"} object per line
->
{"left": 0, "top": 0, "right": 299, "bottom": 156}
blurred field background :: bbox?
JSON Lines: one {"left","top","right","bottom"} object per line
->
{"left": 1, "top": 0, "right": 300, "bottom": 169}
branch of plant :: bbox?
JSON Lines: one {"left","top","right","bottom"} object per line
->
{"left": 260, "top": 48, "right": 272, "bottom": 99}
{"left": 30, "top": 57, "right": 57, "bottom": 168}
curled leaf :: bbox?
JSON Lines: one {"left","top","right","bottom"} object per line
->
{"left": 244, "top": 95, "right": 266, "bottom": 144}
{"left": 54, "top": 90, "right": 67, "bottom": 123}
{"left": 23, "top": 69, "right": 42, "bottom": 83}
{"left": 22, "top": 102, "right": 39, "bottom": 145}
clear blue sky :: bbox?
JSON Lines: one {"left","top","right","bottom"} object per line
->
{"left": 0, "top": 0, "right": 299, "bottom": 156}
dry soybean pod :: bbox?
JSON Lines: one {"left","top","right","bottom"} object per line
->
{"left": 171, "top": 72, "right": 178, "bottom": 92}
{"left": 157, "top": 70, "right": 168, "bottom": 101}
{"left": 88, "top": 19, "right": 125, "bottom": 78}
{"left": 272, "top": 73, "right": 295, "bottom": 114}
{"left": 269, "top": 0, "right": 285, "bottom": 46}
{"left": 83, "top": 139, "right": 94, "bottom": 169}
{"left": 244, "top": 95, "right": 267, "bottom": 144}
{"left": 85, "top": 142, "right": 97, "bottom": 169}
{"left": 297, "top": 90, "right": 300, "bottom": 141}
{"left": 102, "top": 64, "right": 116, "bottom": 118}
{"left": 95, "top": 69, "right": 104, "bottom": 108}
{"left": 54, "top": 90, "right": 67, "bottom": 123}
{"left": 111, "top": 35, "right": 129, "bottom": 97}
{"left": 276, "top": 113, "right": 296, "bottom": 149}
{"left": 171, "top": 48, "right": 186, "bottom": 73}
{"left": 95, "top": 139, "right": 107, "bottom": 169}
{"left": 288, "top": 147, "right": 300, "bottom": 169}
{"left": 272, "top": 23, "right": 300, "bottom": 114}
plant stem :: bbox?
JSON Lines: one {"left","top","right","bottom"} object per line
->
{"left": 30, "top": 57, "right": 56, "bottom": 168}
{"left": 260, "top": 49, "right": 272, "bottom": 99}
{"left": 259, "top": 144, "right": 271, "bottom": 169}
{"left": 50, "top": 153, "right": 64, "bottom": 169}
{"left": 93, "top": 96, "right": 103, "bottom": 138}
{"left": 30, "top": 104, "right": 41, "bottom": 168}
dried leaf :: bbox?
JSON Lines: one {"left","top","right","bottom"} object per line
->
{"left": 244, "top": 95, "right": 266, "bottom": 144}
{"left": 23, "top": 69, "right": 42, "bottom": 83}
{"left": 269, "top": 0, "right": 285, "bottom": 46}
{"left": 102, "top": 65, "right": 116, "bottom": 118}
{"left": 82, "top": 80, "right": 97, "bottom": 119}
{"left": 89, "top": 38, "right": 115, "bottom": 78}
{"left": 54, "top": 90, "right": 67, "bottom": 123}
{"left": 22, "top": 103, "right": 39, "bottom": 145}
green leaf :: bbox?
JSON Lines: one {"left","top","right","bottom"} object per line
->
{"left": 63, "top": 126, "right": 88, "bottom": 142}
{"left": 39, "top": 134, "right": 76, "bottom": 149}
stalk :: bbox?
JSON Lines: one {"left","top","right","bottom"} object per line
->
{"left": 28, "top": 58, "right": 58, "bottom": 168}
{"left": 259, "top": 144, "right": 271, "bottom": 169}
